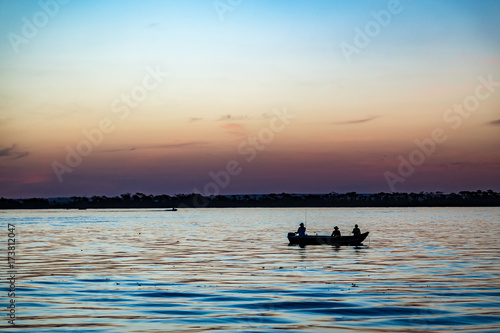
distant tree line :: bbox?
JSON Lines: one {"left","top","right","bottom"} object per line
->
{"left": 1, "top": 190, "right": 499, "bottom": 209}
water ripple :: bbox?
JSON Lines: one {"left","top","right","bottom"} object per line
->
{"left": 0, "top": 207, "right": 499, "bottom": 332}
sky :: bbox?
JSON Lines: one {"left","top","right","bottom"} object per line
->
{"left": 0, "top": 0, "right": 499, "bottom": 198}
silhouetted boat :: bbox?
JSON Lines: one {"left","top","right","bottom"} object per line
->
{"left": 287, "top": 231, "right": 369, "bottom": 246}
{"left": 165, "top": 208, "right": 177, "bottom": 211}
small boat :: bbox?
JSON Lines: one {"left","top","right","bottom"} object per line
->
{"left": 165, "top": 208, "right": 178, "bottom": 211}
{"left": 287, "top": 231, "right": 369, "bottom": 246}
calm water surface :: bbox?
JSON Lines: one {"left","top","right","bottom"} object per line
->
{"left": 1, "top": 207, "right": 499, "bottom": 332}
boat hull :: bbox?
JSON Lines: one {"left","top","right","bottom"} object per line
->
{"left": 287, "top": 231, "right": 369, "bottom": 246}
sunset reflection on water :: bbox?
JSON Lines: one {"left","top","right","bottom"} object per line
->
{"left": 1, "top": 207, "right": 500, "bottom": 332}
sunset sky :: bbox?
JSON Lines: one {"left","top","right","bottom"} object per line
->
{"left": 1, "top": 0, "right": 499, "bottom": 198}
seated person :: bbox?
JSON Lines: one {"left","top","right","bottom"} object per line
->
{"left": 331, "top": 226, "right": 341, "bottom": 237}
{"left": 297, "top": 223, "right": 306, "bottom": 237}
{"left": 352, "top": 224, "right": 361, "bottom": 235}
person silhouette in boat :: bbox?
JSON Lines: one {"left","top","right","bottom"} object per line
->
{"left": 352, "top": 224, "right": 361, "bottom": 236}
{"left": 297, "top": 223, "right": 306, "bottom": 237}
{"left": 331, "top": 226, "right": 341, "bottom": 237}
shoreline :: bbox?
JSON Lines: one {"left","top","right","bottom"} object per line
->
{"left": 1, "top": 190, "right": 499, "bottom": 209}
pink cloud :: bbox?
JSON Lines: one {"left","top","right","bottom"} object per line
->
{"left": 219, "top": 123, "right": 246, "bottom": 136}
{"left": 483, "top": 57, "right": 500, "bottom": 64}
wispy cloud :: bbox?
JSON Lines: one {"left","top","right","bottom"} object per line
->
{"left": 146, "top": 22, "right": 159, "bottom": 30}
{"left": 334, "top": 115, "right": 380, "bottom": 125}
{"left": 216, "top": 113, "right": 279, "bottom": 121}
{"left": 0, "top": 145, "right": 29, "bottom": 159}
{"left": 486, "top": 119, "right": 500, "bottom": 126}
{"left": 440, "top": 161, "right": 500, "bottom": 169}
{"left": 482, "top": 56, "right": 500, "bottom": 64}
{"left": 217, "top": 114, "right": 249, "bottom": 121}
{"left": 188, "top": 117, "right": 204, "bottom": 122}
{"left": 101, "top": 141, "right": 207, "bottom": 153}
{"left": 219, "top": 123, "right": 246, "bottom": 136}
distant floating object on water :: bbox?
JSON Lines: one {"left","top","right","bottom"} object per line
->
{"left": 165, "top": 208, "right": 178, "bottom": 211}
